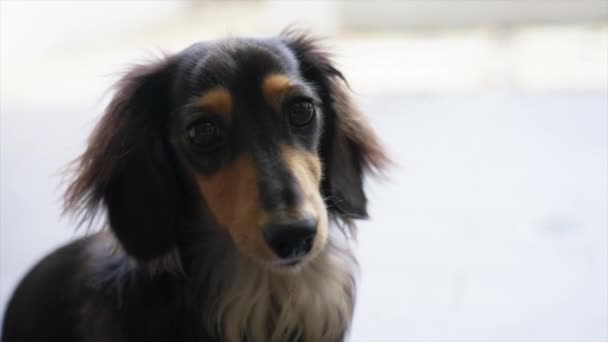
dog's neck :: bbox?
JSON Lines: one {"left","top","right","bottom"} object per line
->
{"left": 185, "top": 228, "right": 357, "bottom": 342}
{"left": 101, "top": 225, "right": 357, "bottom": 342}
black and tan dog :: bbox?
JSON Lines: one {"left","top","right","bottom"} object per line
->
{"left": 1, "top": 31, "right": 387, "bottom": 342}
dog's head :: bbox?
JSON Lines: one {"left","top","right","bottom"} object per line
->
{"left": 66, "top": 32, "right": 387, "bottom": 270}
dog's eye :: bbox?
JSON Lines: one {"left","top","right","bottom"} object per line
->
{"left": 187, "top": 120, "right": 224, "bottom": 150}
{"left": 285, "top": 99, "right": 315, "bottom": 127}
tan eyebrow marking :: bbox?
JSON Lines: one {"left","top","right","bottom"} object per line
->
{"left": 261, "top": 74, "right": 293, "bottom": 108}
{"left": 198, "top": 87, "right": 232, "bottom": 118}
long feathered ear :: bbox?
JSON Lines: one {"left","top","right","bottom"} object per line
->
{"left": 282, "top": 32, "right": 389, "bottom": 227}
{"left": 64, "top": 57, "right": 183, "bottom": 261}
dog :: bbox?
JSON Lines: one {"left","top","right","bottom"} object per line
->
{"left": 1, "top": 31, "right": 387, "bottom": 342}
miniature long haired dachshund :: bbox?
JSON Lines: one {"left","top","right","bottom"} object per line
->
{"left": 2, "top": 31, "right": 387, "bottom": 342}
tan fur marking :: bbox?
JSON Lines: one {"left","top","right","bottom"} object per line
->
{"left": 280, "top": 145, "right": 328, "bottom": 258}
{"left": 196, "top": 153, "right": 275, "bottom": 260}
{"left": 262, "top": 74, "right": 293, "bottom": 108}
{"left": 198, "top": 87, "right": 233, "bottom": 118}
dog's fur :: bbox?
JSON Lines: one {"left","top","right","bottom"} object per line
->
{"left": 1, "top": 32, "right": 387, "bottom": 342}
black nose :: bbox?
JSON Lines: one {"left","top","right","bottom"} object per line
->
{"left": 263, "top": 218, "right": 317, "bottom": 259}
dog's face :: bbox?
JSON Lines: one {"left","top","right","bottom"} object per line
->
{"left": 169, "top": 41, "right": 328, "bottom": 266}
{"left": 65, "top": 33, "right": 387, "bottom": 271}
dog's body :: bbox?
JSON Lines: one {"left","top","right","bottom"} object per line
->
{"left": 2, "top": 32, "right": 386, "bottom": 342}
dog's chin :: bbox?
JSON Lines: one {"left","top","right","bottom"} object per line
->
{"left": 254, "top": 253, "right": 317, "bottom": 274}
{"left": 234, "top": 239, "right": 327, "bottom": 274}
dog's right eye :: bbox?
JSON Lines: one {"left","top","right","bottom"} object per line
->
{"left": 285, "top": 98, "right": 315, "bottom": 127}
{"left": 187, "top": 120, "right": 225, "bottom": 151}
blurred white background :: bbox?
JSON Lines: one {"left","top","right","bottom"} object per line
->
{"left": 1, "top": 1, "right": 607, "bottom": 341}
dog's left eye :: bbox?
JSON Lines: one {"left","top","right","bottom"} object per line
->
{"left": 285, "top": 99, "right": 315, "bottom": 127}
{"left": 187, "top": 120, "right": 225, "bottom": 151}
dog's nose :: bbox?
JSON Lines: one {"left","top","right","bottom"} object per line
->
{"left": 263, "top": 217, "right": 317, "bottom": 259}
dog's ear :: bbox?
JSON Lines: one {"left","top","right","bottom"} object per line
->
{"left": 65, "top": 58, "right": 183, "bottom": 261}
{"left": 282, "top": 32, "right": 388, "bottom": 226}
